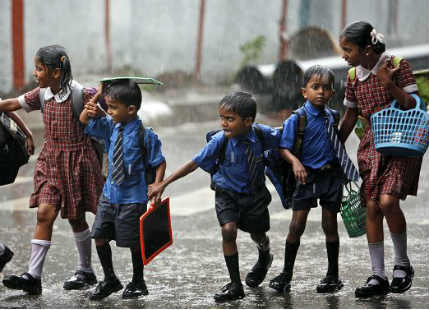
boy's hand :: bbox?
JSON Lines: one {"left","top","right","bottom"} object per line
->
{"left": 25, "top": 135, "right": 35, "bottom": 155}
{"left": 148, "top": 182, "right": 165, "bottom": 206}
{"left": 292, "top": 159, "right": 307, "bottom": 184}
{"left": 84, "top": 101, "right": 100, "bottom": 118}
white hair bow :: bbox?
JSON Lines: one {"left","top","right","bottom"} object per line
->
{"left": 370, "top": 28, "right": 385, "bottom": 45}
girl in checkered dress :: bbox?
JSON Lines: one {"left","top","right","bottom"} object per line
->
{"left": 0, "top": 45, "right": 104, "bottom": 294}
{"left": 338, "top": 21, "right": 421, "bottom": 298}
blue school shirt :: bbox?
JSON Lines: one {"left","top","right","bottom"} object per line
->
{"left": 193, "top": 124, "right": 281, "bottom": 194}
{"left": 279, "top": 101, "right": 335, "bottom": 169}
{"left": 85, "top": 116, "right": 165, "bottom": 204}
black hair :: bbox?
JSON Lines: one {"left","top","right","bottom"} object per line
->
{"left": 35, "top": 45, "right": 73, "bottom": 91}
{"left": 219, "top": 91, "right": 256, "bottom": 121}
{"left": 341, "top": 21, "right": 386, "bottom": 54}
{"left": 104, "top": 79, "right": 142, "bottom": 111}
{"left": 303, "top": 65, "right": 335, "bottom": 89}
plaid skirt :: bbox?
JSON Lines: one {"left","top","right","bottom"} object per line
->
{"left": 29, "top": 139, "right": 104, "bottom": 220}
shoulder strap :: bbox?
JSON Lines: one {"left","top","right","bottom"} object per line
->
{"left": 348, "top": 67, "right": 356, "bottom": 82}
{"left": 253, "top": 124, "right": 265, "bottom": 151}
{"left": 70, "top": 83, "right": 84, "bottom": 120}
{"left": 138, "top": 121, "right": 147, "bottom": 163}
{"left": 393, "top": 56, "right": 402, "bottom": 67}
{"left": 39, "top": 88, "right": 47, "bottom": 113}
{"left": 292, "top": 107, "right": 307, "bottom": 155}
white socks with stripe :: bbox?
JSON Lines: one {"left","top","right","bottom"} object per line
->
{"left": 73, "top": 228, "right": 94, "bottom": 274}
{"left": 28, "top": 239, "right": 51, "bottom": 279}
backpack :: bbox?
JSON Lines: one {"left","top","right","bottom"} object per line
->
{"left": 137, "top": 122, "right": 157, "bottom": 185}
{"left": 0, "top": 112, "right": 30, "bottom": 186}
{"left": 265, "top": 107, "right": 340, "bottom": 209}
{"left": 349, "top": 56, "right": 402, "bottom": 140}
{"left": 39, "top": 83, "right": 105, "bottom": 164}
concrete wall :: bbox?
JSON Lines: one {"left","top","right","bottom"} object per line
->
{"left": 0, "top": 0, "right": 428, "bottom": 93}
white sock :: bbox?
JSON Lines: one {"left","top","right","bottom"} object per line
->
{"left": 28, "top": 239, "right": 51, "bottom": 279}
{"left": 391, "top": 231, "right": 410, "bottom": 278}
{"left": 73, "top": 229, "right": 93, "bottom": 273}
{"left": 0, "top": 242, "right": 5, "bottom": 255}
{"left": 368, "top": 241, "right": 387, "bottom": 285}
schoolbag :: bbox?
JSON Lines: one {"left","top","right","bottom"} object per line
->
{"left": 39, "top": 83, "right": 105, "bottom": 163}
{"left": 137, "top": 122, "right": 157, "bottom": 185}
{"left": 0, "top": 112, "right": 30, "bottom": 186}
{"left": 265, "top": 107, "right": 340, "bottom": 209}
{"left": 349, "top": 56, "right": 402, "bottom": 140}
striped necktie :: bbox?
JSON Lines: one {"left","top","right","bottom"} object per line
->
{"left": 112, "top": 126, "right": 125, "bottom": 185}
{"left": 324, "top": 112, "right": 359, "bottom": 182}
{"left": 243, "top": 139, "right": 259, "bottom": 190}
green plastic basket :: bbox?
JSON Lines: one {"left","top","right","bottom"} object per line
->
{"left": 340, "top": 182, "right": 366, "bottom": 238}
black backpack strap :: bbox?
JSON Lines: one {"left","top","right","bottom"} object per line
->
{"left": 70, "top": 83, "right": 84, "bottom": 120}
{"left": 39, "top": 88, "right": 47, "bottom": 113}
{"left": 292, "top": 107, "right": 307, "bottom": 156}
{"left": 138, "top": 121, "right": 148, "bottom": 163}
{"left": 253, "top": 124, "right": 265, "bottom": 151}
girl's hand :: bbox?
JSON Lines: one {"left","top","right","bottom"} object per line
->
{"left": 376, "top": 59, "right": 400, "bottom": 88}
{"left": 25, "top": 135, "right": 35, "bottom": 155}
{"left": 292, "top": 159, "right": 307, "bottom": 184}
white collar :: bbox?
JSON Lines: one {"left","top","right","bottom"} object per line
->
{"left": 43, "top": 80, "right": 82, "bottom": 103}
{"left": 356, "top": 52, "right": 389, "bottom": 82}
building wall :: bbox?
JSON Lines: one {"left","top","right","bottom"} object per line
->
{"left": 0, "top": 0, "right": 428, "bottom": 93}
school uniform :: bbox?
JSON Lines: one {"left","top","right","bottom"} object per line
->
{"left": 17, "top": 82, "right": 104, "bottom": 219}
{"left": 85, "top": 116, "right": 165, "bottom": 247}
{"left": 280, "top": 101, "right": 345, "bottom": 212}
{"left": 193, "top": 124, "right": 280, "bottom": 233}
{"left": 344, "top": 53, "right": 421, "bottom": 201}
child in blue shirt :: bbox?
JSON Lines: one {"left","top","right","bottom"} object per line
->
{"left": 269, "top": 65, "right": 354, "bottom": 294}
{"left": 149, "top": 92, "right": 280, "bottom": 302}
{"left": 80, "top": 79, "right": 166, "bottom": 300}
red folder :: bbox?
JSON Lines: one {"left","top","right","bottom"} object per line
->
{"left": 139, "top": 197, "right": 173, "bottom": 265}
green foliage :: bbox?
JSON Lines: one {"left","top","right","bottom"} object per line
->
{"left": 239, "top": 35, "right": 266, "bottom": 68}
{"left": 416, "top": 76, "right": 429, "bottom": 104}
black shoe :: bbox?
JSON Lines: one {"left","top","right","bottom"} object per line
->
{"left": 213, "top": 282, "right": 245, "bottom": 303}
{"left": 122, "top": 280, "right": 149, "bottom": 299}
{"left": 269, "top": 272, "right": 291, "bottom": 293}
{"left": 316, "top": 275, "right": 344, "bottom": 293}
{"left": 63, "top": 270, "right": 97, "bottom": 290}
{"left": 89, "top": 277, "right": 123, "bottom": 300}
{"left": 245, "top": 253, "right": 273, "bottom": 288}
{"left": 0, "top": 246, "right": 14, "bottom": 273}
{"left": 390, "top": 265, "right": 414, "bottom": 293}
{"left": 3, "top": 272, "right": 42, "bottom": 295}
{"left": 355, "top": 275, "right": 390, "bottom": 298}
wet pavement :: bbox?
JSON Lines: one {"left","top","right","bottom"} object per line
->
{"left": 0, "top": 120, "right": 428, "bottom": 308}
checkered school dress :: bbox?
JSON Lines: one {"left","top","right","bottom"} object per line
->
{"left": 344, "top": 56, "right": 422, "bottom": 201}
{"left": 21, "top": 87, "right": 104, "bottom": 219}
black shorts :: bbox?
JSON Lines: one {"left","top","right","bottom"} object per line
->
{"left": 215, "top": 186, "right": 271, "bottom": 233}
{"left": 91, "top": 195, "right": 147, "bottom": 248}
{"left": 292, "top": 165, "right": 344, "bottom": 213}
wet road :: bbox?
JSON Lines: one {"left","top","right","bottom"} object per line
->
{"left": 0, "top": 120, "right": 428, "bottom": 308}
